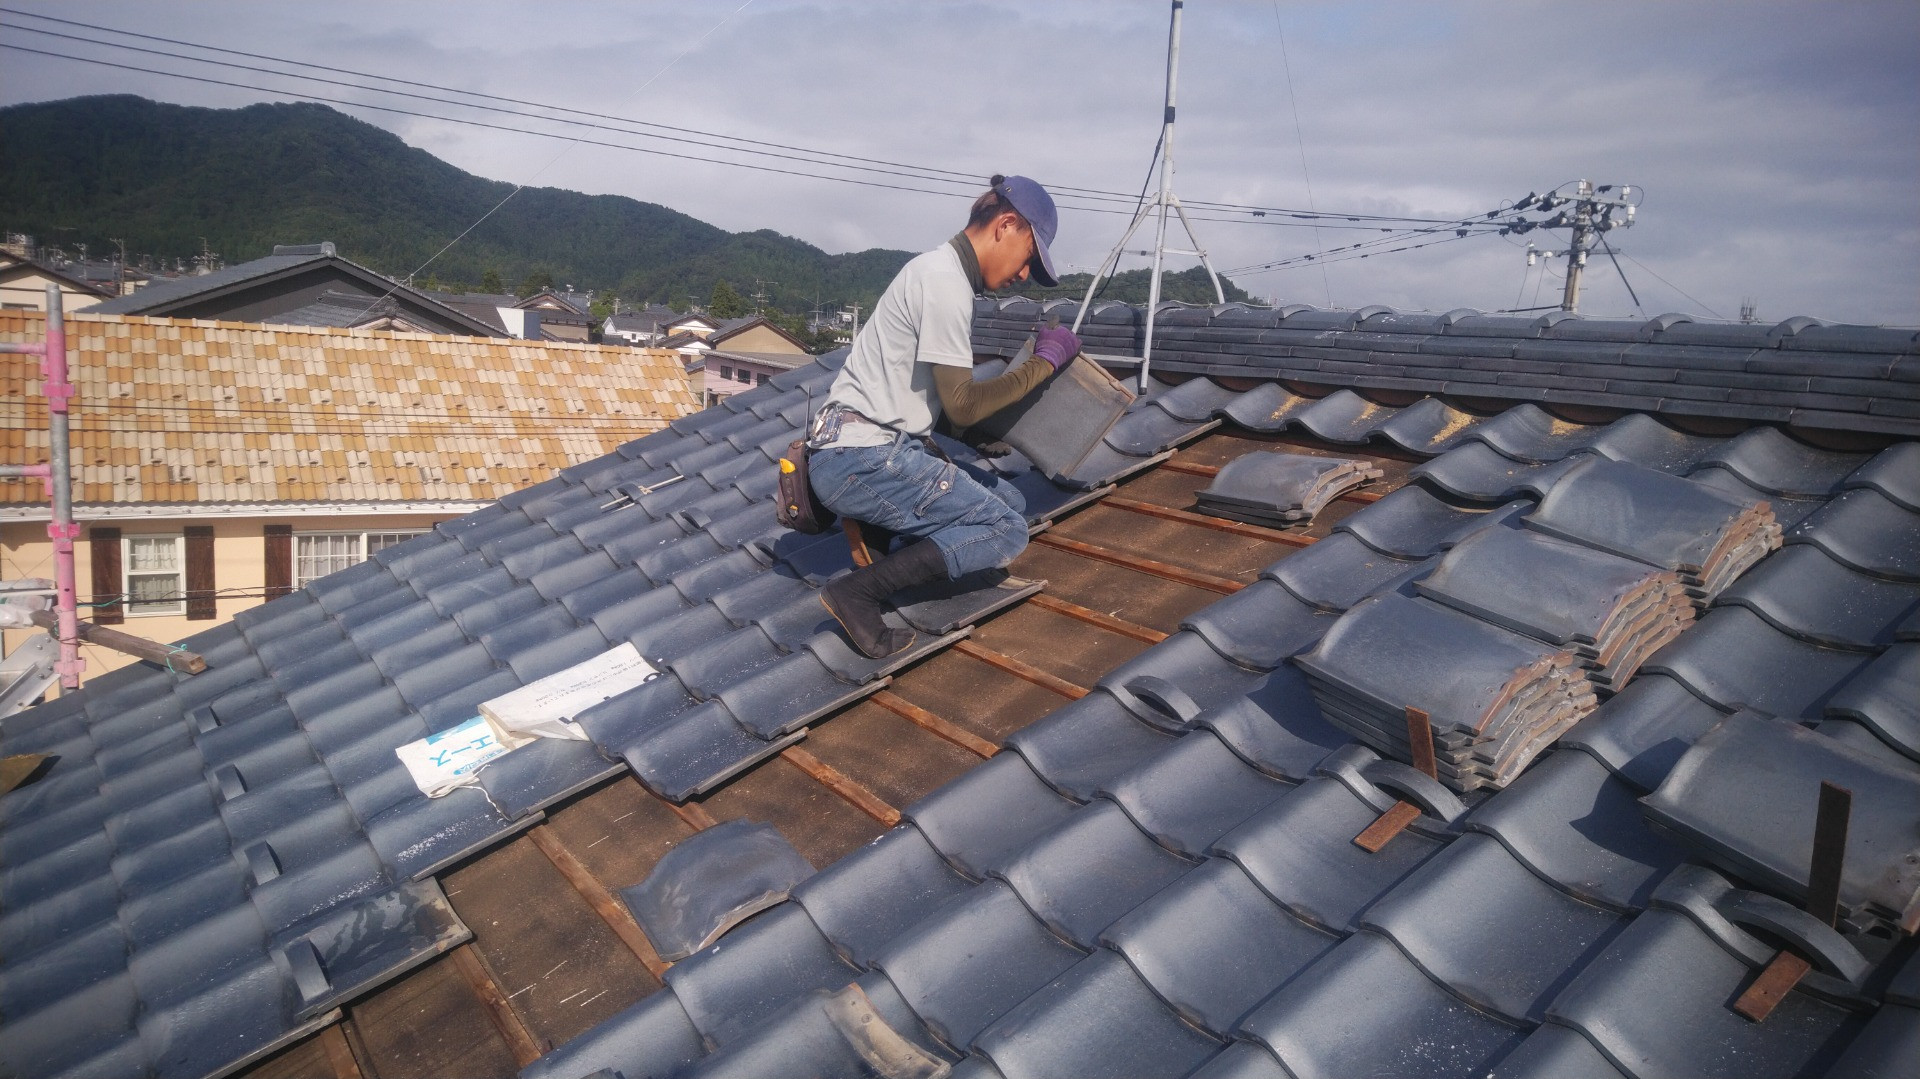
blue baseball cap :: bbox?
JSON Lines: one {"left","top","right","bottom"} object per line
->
{"left": 996, "top": 175, "right": 1060, "bottom": 287}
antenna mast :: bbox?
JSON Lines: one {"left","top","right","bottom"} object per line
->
{"left": 1071, "top": 0, "right": 1225, "bottom": 391}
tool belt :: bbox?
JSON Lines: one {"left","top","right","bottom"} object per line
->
{"left": 778, "top": 408, "right": 950, "bottom": 535}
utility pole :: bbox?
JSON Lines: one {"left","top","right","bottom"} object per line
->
{"left": 1073, "top": 0, "right": 1226, "bottom": 391}
{"left": 1503, "top": 180, "right": 1636, "bottom": 313}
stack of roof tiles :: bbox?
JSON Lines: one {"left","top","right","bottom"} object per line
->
{"left": 1415, "top": 525, "right": 1696, "bottom": 691}
{"left": 1195, "top": 452, "right": 1383, "bottom": 527}
{"left": 1294, "top": 591, "right": 1599, "bottom": 790}
{"left": 1527, "top": 456, "right": 1782, "bottom": 606}
{"left": 7, "top": 295, "right": 1919, "bottom": 1079}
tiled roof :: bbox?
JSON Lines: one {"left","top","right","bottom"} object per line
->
{"left": 0, "top": 311, "right": 698, "bottom": 508}
{"left": 89, "top": 244, "right": 331, "bottom": 315}
{"left": 266, "top": 288, "right": 414, "bottom": 330}
{"left": 2, "top": 325, "right": 1916, "bottom": 1079}
{"left": 705, "top": 349, "right": 812, "bottom": 371}
{"left": 973, "top": 297, "right": 1920, "bottom": 437}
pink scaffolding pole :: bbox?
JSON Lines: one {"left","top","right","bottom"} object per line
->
{"left": 1, "top": 283, "right": 83, "bottom": 689}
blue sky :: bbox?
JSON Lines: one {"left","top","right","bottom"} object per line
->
{"left": 3, "top": 0, "right": 1916, "bottom": 324}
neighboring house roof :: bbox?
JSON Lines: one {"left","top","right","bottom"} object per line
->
{"left": 517, "top": 290, "right": 592, "bottom": 324}
{"left": 708, "top": 314, "right": 811, "bottom": 354}
{"left": 2, "top": 299, "right": 1916, "bottom": 1079}
{"left": 0, "top": 310, "right": 698, "bottom": 511}
{"left": 665, "top": 313, "right": 722, "bottom": 335}
{"left": 605, "top": 308, "right": 682, "bottom": 336}
{"left": 90, "top": 243, "right": 503, "bottom": 338}
{"left": 0, "top": 253, "right": 116, "bottom": 299}
{"left": 660, "top": 329, "right": 710, "bottom": 350}
{"left": 267, "top": 288, "right": 433, "bottom": 332}
{"left": 704, "top": 348, "right": 813, "bottom": 371}
{"left": 423, "top": 291, "right": 514, "bottom": 335}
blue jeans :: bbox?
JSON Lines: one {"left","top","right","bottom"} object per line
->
{"left": 810, "top": 435, "right": 1029, "bottom": 578}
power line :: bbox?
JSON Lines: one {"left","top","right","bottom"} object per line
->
{"left": 1617, "top": 250, "right": 1725, "bottom": 319}
{"left": 1270, "top": 3, "right": 1332, "bottom": 308}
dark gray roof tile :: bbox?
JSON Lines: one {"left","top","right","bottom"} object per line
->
{"left": 519, "top": 983, "right": 705, "bottom": 1079}
{"left": 792, "top": 825, "right": 971, "bottom": 969}
{"left": 972, "top": 949, "right": 1221, "bottom": 1078}
{"left": 1098, "top": 730, "right": 1293, "bottom": 857}
{"left": 1336, "top": 485, "right": 1530, "bottom": 558}
{"left": 1357, "top": 833, "right": 1628, "bottom": 1023}
{"left": 1410, "top": 444, "right": 1589, "bottom": 502}
{"left": 658, "top": 900, "right": 857, "bottom": 1050}
{"left": 1692, "top": 426, "right": 1868, "bottom": 497}
{"left": 1464, "top": 750, "right": 1687, "bottom": 911}
{"left": 1642, "top": 606, "right": 1872, "bottom": 717}
{"left": 1824, "top": 643, "right": 1920, "bottom": 760}
{"left": 1643, "top": 711, "right": 1920, "bottom": 929}
{"left": 1488, "top": 1023, "right": 1633, "bottom": 1079}
{"left": 1713, "top": 544, "right": 1920, "bottom": 650}
{"left": 1238, "top": 930, "right": 1527, "bottom": 1079}
{"left": 364, "top": 785, "right": 519, "bottom": 880}
{"left": 1372, "top": 397, "right": 1487, "bottom": 456}
{"left": 1844, "top": 443, "right": 1920, "bottom": 511}
{"left": 1097, "top": 630, "right": 1270, "bottom": 731}
{"left": 622, "top": 699, "right": 801, "bottom": 803}
{"left": 1104, "top": 857, "right": 1336, "bottom": 1037}
{"left": 1292, "top": 389, "right": 1401, "bottom": 444}
{"left": 1684, "top": 467, "right": 1826, "bottom": 528}
{"left": 992, "top": 800, "right": 1193, "bottom": 949}
{"left": 1194, "top": 669, "right": 1351, "bottom": 782}
{"left": 1214, "top": 775, "right": 1448, "bottom": 934}
{"left": 1561, "top": 674, "right": 1730, "bottom": 791}
{"left": 1004, "top": 690, "right": 1181, "bottom": 802}
{"left": 1217, "top": 383, "right": 1315, "bottom": 433}
{"left": 1263, "top": 534, "right": 1435, "bottom": 612}
{"left": 904, "top": 752, "right": 1080, "bottom": 880}
{"left": 1787, "top": 487, "right": 1920, "bottom": 581}
{"left": 870, "top": 880, "right": 1085, "bottom": 1051}
{"left": 1545, "top": 905, "right": 1866, "bottom": 1078}
{"left": 1180, "top": 579, "right": 1337, "bottom": 670}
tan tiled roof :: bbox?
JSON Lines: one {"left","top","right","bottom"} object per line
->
{"left": 1, "top": 311, "right": 701, "bottom": 507}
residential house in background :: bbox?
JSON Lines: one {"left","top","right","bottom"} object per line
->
{"left": 515, "top": 289, "right": 593, "bottom": 342}
{"left": 602, "top": 303, "right": 682, "bottom": 346}
{"left": 697, "top": 314, "right": 816, "bottom": 403}
{"left": 89, "top": 242, "right": 504, "bottom": 337}
{"left": 0, "top": 251, "right": 115, "bottom": 312}
{"left": 0, "top": 309, "right": 699, "bottom": 684}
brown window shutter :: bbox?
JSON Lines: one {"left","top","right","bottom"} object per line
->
{"left": 185, "top": 526, "right": 216, "bottom": 621}
{"left": 89, "top": 525, "right": 123, "bottom": 625}
{"left": 264, "top": 525, "right": 293, "bottom": 599}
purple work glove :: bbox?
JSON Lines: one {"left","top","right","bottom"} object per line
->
{"left": 1033, "top": 326, "right": 1081, "bottom": 370}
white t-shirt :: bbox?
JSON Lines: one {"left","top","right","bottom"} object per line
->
{"left": 822, "top": 243, "right": 976, "bottom": 447}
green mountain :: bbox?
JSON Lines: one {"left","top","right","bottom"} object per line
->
{"left": 0, "top": 94, "right": 1247, "bottom": 315}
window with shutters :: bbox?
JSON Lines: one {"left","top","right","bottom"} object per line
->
{"left": 123, "top": 534, "right": 185, "bottom": 616}
{"left": 294, "top": 530, "right": 425, "bottom": 587}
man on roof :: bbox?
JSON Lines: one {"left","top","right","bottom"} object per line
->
{"left": 808, "top": 174, "right": 1081, "bottom": 659}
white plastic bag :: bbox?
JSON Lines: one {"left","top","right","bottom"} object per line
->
{"left": 478, "top": 642, "right": 661, "bottom": 742}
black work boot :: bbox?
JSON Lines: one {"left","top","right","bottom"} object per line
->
{"left": 819, "top": 539, "right": 950, "bottom": 659}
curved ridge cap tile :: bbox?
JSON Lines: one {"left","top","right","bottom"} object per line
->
{"left": 1785, "top": 487, "right": 1920, "bottom": 582}
{"left": 1373, "top": 397, "right": 1486, "bottom": 457}
{"left": 1824, "top": 643, "right": 1920, "bottom": 762}
{"left": 1292, "top": 389, "right": 1402, "bottom": 444}
{"left": 1416, "top": 524, "right": 1677, "bottom": 645}
{"left": 1640, "top": 605, "right": 1874, "bottom": 718}
{"left": 1693, "top": 426, "right": 1870, "bottom": 498}
{"left": 1712, "top": 543, "right": 1920, "bottom": 651}
{"left": 1843, "top": 442, "right": 1920, "bottom": 512}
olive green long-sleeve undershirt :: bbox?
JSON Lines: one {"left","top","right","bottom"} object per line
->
{"left": 932, "top": 356, "right": 1052, "bottom": 428}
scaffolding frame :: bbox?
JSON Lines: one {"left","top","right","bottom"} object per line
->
{"left": 1, "top": 283, "right": 83, "bottom": 691}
